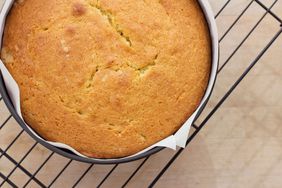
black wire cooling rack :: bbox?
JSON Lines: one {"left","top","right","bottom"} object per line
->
{"left": 0, "top": 0, "right": 282, "bottom": 187}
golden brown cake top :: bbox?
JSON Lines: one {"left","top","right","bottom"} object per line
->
{"left": 1, "top": 0, "right": 211, "bottom": 158}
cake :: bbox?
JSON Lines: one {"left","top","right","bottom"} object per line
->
{"left": 1, "top": 0, "right": 211, "bottom": 158}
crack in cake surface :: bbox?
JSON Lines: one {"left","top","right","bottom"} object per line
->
{"left": 89, "top": 1, "right": 132, "bottom": 46}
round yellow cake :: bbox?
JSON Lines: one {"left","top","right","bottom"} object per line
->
{"left": 1, "top": 0, "right": 211, "bottom": 158}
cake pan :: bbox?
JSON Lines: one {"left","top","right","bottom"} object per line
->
{"left": 0, "top": 0, "right": 219, "bottom": 164}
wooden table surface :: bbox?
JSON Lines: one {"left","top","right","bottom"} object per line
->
{"left": 0, "top": 0, "right": 282, "bottom": 187}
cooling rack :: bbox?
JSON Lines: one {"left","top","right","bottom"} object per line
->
{"left": 0, "top": 0, "right": 282, "bottom": 187}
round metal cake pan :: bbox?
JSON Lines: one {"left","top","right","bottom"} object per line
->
{"left": 0, "top": 0, "right": 219, "bottom": 164}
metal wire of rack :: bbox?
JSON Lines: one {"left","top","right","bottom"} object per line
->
{"left": 0, "top": 0, "right": 282, "bottom": 187}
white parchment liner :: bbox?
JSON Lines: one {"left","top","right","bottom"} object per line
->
{"left": 0, "top": 0, "right": 218, "bottom": 160}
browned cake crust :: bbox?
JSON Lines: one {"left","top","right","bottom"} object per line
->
{"left": 1, "top": 0, "right": 211, "bottom": 158}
